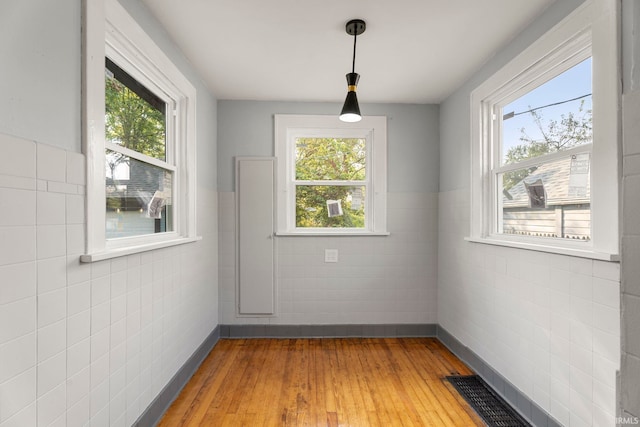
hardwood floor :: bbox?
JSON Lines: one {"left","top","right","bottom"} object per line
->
{"left": 159, "top": 338, "right": 485, "bottom": 426}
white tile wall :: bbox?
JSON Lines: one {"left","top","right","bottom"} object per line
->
{"left": 438, "top": 188, "right": 621, "bottom": 427}
{"left": 621, "top": 88, "right": 640, "bottom": 419}
{"left": 0, "top": 133, "right": 218, "bottom": 426}
{"left": 218, "top": 191, "right": 439, "bottom": 326}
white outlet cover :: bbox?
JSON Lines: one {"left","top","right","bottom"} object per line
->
{"left": 325, "top": 249, "right": 338, "bottom": 263}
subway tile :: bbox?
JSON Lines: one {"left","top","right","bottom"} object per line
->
{"left": 0, "top": 297, "right": 36, "bottom": 345}
{"left": 0, "top": 174, "right": 36, "bottom": 191}
{"left": 623, "top": 90, "right": 640, "bottom": 156}
{"left": 0, "top": 262, "right": 36, "bottom": 305}
{"left": 90, "top": 377, "right": 109, "bottom": 418}
{"left": 0, "top": 134, "right": 35, "bottom": 179}
{"left": 67, "top": 256, "right": 90, "bottom": 286}
{"left": 91, "top": 302, "right": 110, "bottom": 335}
{"left": 67, "top": 338, "right": 90, "bottom": 379}
{"left": 592, "top": 277, "right": 620, "bottom": 309}
{"left": 593, "top": 380, "right": 616, "bottom": 416}
{"left": 37, "top": 288, "right": 66, "bottom": 329}
{"left": 37, "top": 319, "right": 66, "bottom": 363}
{"left": 0, "top": 332, "right": 35, "bottom": 384}
{"left": 592, "top": 261, "right": 620, "bottom": 281}
{"left": 592, "top": 302, "right": 620, "bottom": 336}
{"left": 91, "top": 260, "right": 110, "bottom": 279}
{"left": 47, "top": 181, "right": 77, "bottom": 194}
{"left": 66, "top": 396, "right": 90, "bottom": 427}
{"left": 36, "top": 225, "right": 66, "bottom": 260}
{"left": 65, "top": 194, "right": 84, "bottom": 224}
{"left": 91, "top": 276, "right": 110, "bottom": 307}
{"left": 66, "top": 224, "right": 85, "bottom": 256}
{"left": 623, "top": 294, "right": 640, "bottom": 358}
{"left": 66, "top": 151, "right": 85, "bottom": 185}
{"left": 623, "top": 153, "right": 640, "bottom": 176}
{"left": 0, "top": 402, "right": 36, "bottom": 427}
{"left": 0, "top": 226, "right": 36, "bottom": 266}
{"left": 0, "top": 188, "right": 35, "bottom": 226}
{"left": 91, "top": 329, "right": 110, "bottom": 364}
{"left": 67, "top": 281, "right": 90, "bottom": 317}
{"left": 0, "top": 368, "right": 36, "bottom": 422}
{"left": 36, "top": 191, "right": 65, "bottom": 225}
{"left": 66, "top": 367, "right": 90, "bottom": 409}
{"left": 36, "top": 144, "right": 66, "bottom": 183}
{"left": 593, "top": 328, "right": 620, "bottom": 364}
{"left": 36, "top": 350, "right": 66, "bottom": 397}
{"left": 36, "top": 257, "right": 66, "bottom": 294}
{"left": 623, "top": 175, "right": 640, "bottom": 235}
{"left": 36, "top": 382, "right": 66, "bottom": 426}
{"left": 622, "top": 236, "right": 640, "bottom": 297}
{"left": 67, "top": 310, "right": 90, "bottom": 348}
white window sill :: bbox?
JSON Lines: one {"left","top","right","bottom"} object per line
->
{"left": 465, "top": 236, "right": 619, "bottom": 262}
{"left": 275, "top": 231, "right": 390, "bottom": 237}
{"left": 80, "top": 236, "right": 202, "bottom": 263}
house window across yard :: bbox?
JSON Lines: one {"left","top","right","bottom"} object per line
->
{"left": 275, "top": 115, "right": 388, "bottom": 235}
{"left": 469, "top": 1, "right": 619, "bottom": 260}
{"left": 82, "top": 0, "right": 197, "bottom": 261}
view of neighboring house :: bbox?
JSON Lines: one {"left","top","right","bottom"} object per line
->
{"left": 502, "top": 154, "right": 591, "bottom": 240}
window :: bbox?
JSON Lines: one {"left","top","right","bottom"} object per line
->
{"left": 469, "top": 0, "right": 619, "bottom": 260}
{"left": 275, "top": 115, "right": 388, "bottom": 235}
{"left": 82, "top": 0, "right": 197, "bottom": 261}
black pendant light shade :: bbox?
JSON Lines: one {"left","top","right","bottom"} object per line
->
{"left": 340, "top": 72, "right": 361, "bottom": 122}
{"left": 339, "top": 19, "right": 366, "bottom": 123}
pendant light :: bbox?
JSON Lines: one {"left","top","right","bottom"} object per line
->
{"left": 339, "top": 19, "right": 366, "bottom": 123}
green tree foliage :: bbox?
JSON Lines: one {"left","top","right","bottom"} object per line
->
{"left": 105, "top": 75, "right": 166, "bottom": 176}
{"left": 503, "top": 100, "right": 592, "bottom": 191}
{"left": 105, "top": 75, "right": 167, "bottom": 212}
{"left": 295, "top": 138, "right": 366, "bottom": 228}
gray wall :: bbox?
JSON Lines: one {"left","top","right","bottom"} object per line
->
{"left": 439, "top": 0, "right": 587, "bottom": 192}
{"left": 0, "top": 1, "right": 219, "bottom": 425}
{"left": 620, "top": 0, "right": 640, "bottom": 422}
{"left": 217, "top": 101, "right": 439, "bottom": 192}
{"left": 0, "top": 1, "right": 81, "bottom": 151}
{"left": 437, "top": 0, "right": 624, "bottom": 426}
{"left": 217, "top": 101, "right": 441, "bottom": 326}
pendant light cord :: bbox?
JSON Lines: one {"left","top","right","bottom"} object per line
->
{"left": 352, "top": 32, "right": 357, "bottom": 73}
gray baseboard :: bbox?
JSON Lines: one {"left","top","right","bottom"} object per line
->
{"left": 133, "top": 325, "right": 220, "bottom": 427}
{"left": 437, "top": 325, "right": 562, "bottom": 427}
{"left": 219, "top": 323, "right": 437, "bottom": 338}
{"left": 134, "top": 324, "right": 562, "bottom": 427}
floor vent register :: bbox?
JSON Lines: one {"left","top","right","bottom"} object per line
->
{"left": 446, "top": 375, "right": 531, "bottom": 427}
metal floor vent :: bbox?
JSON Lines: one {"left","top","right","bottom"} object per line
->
{"left": 446, "top": 375, "right": 531, "bottom": 427}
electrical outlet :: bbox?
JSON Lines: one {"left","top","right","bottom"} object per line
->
{"left": 324, "top": 249, "right": 339, "bottom": 263}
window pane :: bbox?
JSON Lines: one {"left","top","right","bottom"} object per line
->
{"left": 500, "top": 154, "right": 590, "bottom": 240}
{"left": 105, "top": 58, "right": 167, "bottom": 161}
{"left": 106, "top": 150, "right": 173, "bottom": 238}
{"left": 295, "top": 138, "right": 366, "bottom": 180}
{"left": 501, "top": 58, "right": 592, "bottom": 165}
{"left": 296, "top": 185, "right": 365, "bottom": 228}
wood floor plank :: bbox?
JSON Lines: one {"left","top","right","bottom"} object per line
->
{"left": 160, "top": 337, "right": 485, "bottom": 426}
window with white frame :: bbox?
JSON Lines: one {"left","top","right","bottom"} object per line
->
{"left": 82, "top": 0, "right": 197, "bottom": 261}
{"left": 469, "top": 0, "right": 619, "bottom": 260}
{"left": 275, "top": 115, "right": 388, "bottom": 235}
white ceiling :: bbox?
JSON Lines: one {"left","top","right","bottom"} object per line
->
{"left": 140, "top": 0, "right": 556, "bottom": 104}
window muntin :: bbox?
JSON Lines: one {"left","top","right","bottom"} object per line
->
{"left": 105, "top": 58, "right": 167, "bottom": 162}
{"left": 469, "top": 0, "right": 619, "bottom": 260}
{"left": 105, "top": 150, "right": 174, "bottom": 238}
{"left": 275, "top": 115, "right": 387, "bottom": 235}
{"left": 493, "top": 58, "right": 593, "bottom": 241}
{"left": 82, "top": 0, "right": 197, "bottom": 261}
{"left": 104, "top": 58, "right": 176, "bottom": 240}
{"left": 294, "top": 137, "right": 367, "bottom": 229}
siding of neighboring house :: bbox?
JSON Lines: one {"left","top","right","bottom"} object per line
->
{"left": 502, "top": 155, "right": 591, "bottom": 240}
